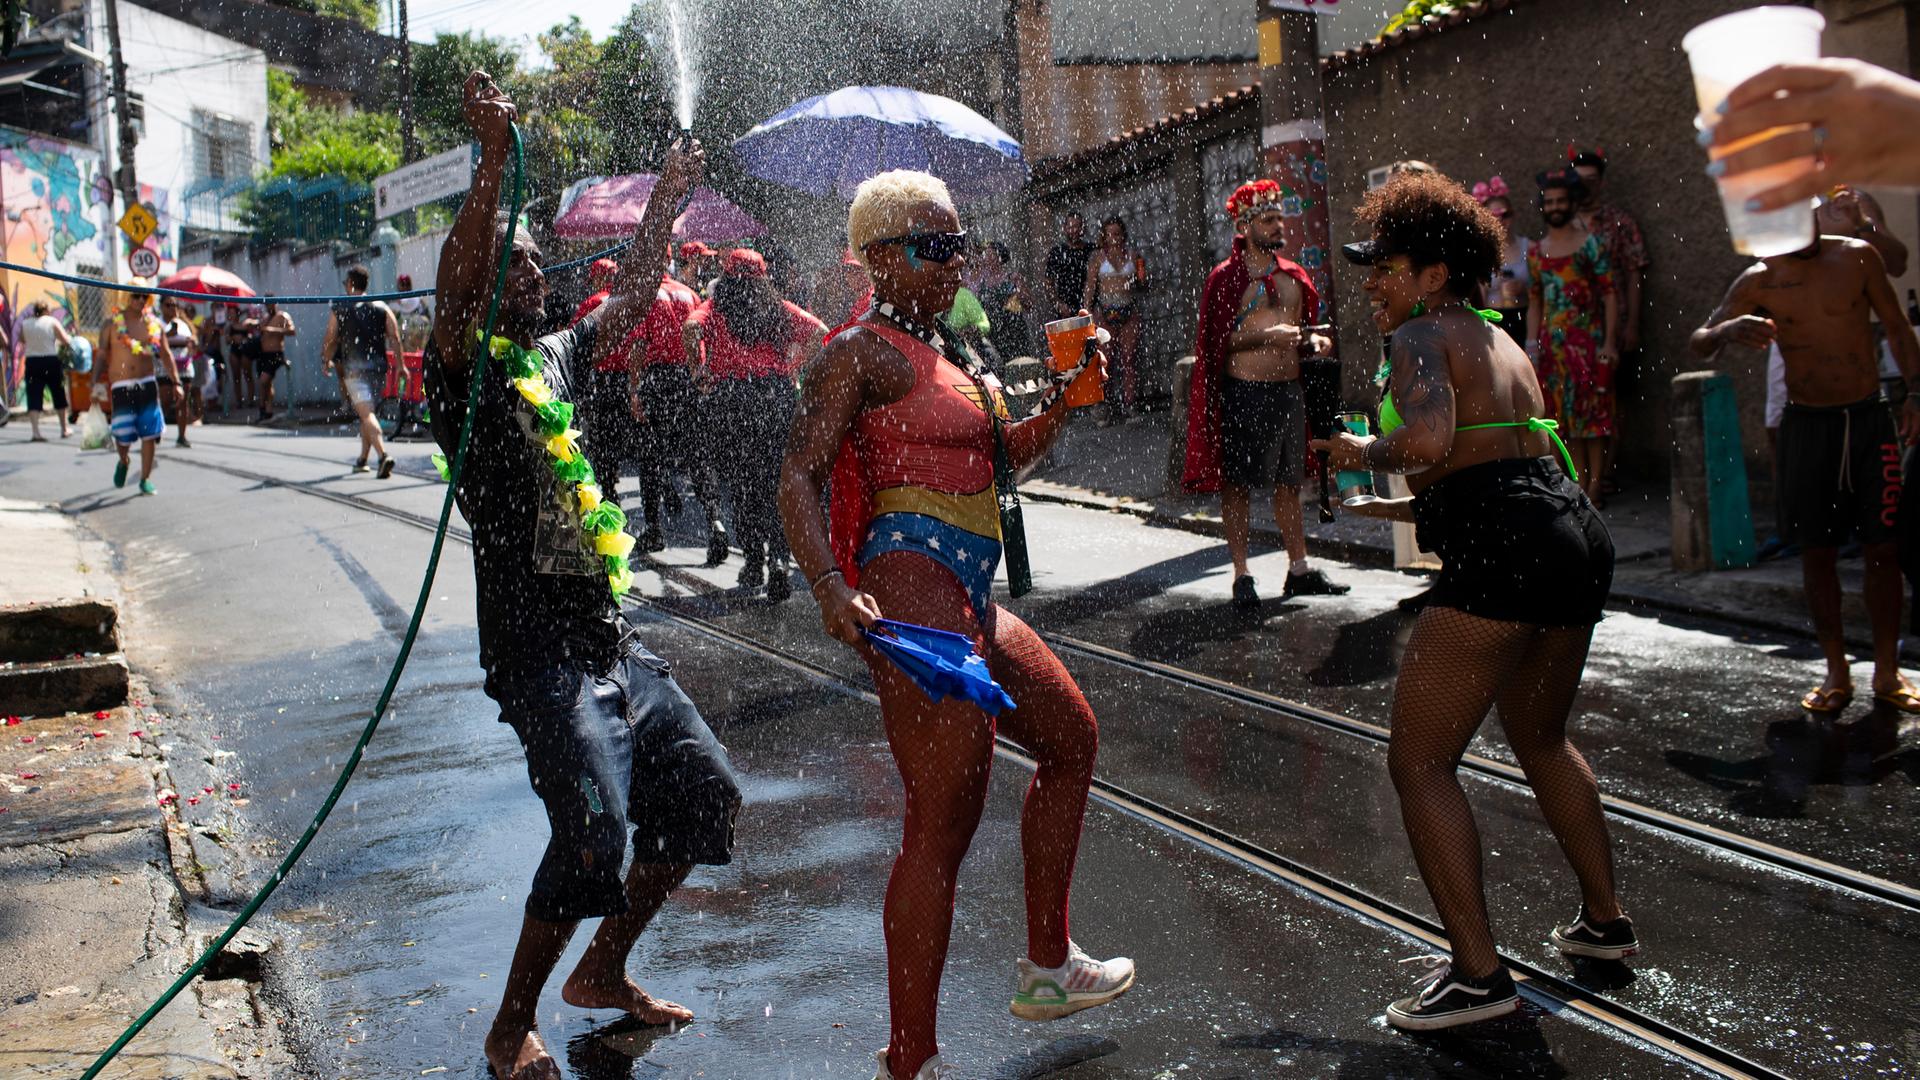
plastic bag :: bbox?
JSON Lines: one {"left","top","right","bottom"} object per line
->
{"left": 80, "top": 406, "right": 111, "bottom": 450}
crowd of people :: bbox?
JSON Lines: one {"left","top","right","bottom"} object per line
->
{"left": 12, "top": 48, "right": 1920, "bottom": 1080}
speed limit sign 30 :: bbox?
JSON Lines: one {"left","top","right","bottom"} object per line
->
{"left": 128, "top": 247, "right": 160, "bottom": 278}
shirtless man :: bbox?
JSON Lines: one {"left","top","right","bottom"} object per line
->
{"left": 256, "top": 301, "right": 296, "bottom": 421}
{"left": 93, "top": 292, "right": 171, "bottom": 494}
{"left": 429, "top": 72, "right": 738, "bottom": 1080}
{"left": 1693, "top": 234, "right": 1920, "bottom": 714}
{"left": 1182, "top": 179, "right": 1342, "bottom": 610}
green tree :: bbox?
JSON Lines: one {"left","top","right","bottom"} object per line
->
{"left": 411, "top": 30, "right": 525, "bottom": 155}
{"left": 253, "top": 0, "right": 379, "bottom": 29}
{"left": 248, "top": 70, "right": 400, "bottom": 242}
{"left": 1380, "top": 0, "right": 1460, "bottom": 37}
{"left": 313, "top": 0, "right": 378, "bottom": 29}
{"left": 265, "top": 69, "right": 399, "bottom": 183}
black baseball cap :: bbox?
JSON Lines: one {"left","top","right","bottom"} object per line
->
{"left": 1341, "top": 240, "right": 1385, "bottom": 266}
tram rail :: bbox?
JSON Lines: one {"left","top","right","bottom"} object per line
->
{"left": 170, "top": 448, "right": 1811, "bottom": 1080}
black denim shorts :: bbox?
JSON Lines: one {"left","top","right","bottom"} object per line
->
{"left": 1413, "top": 457, "right": 1615, "bottom": 627}
{"left": 491, "top": 643, "right": 741, "bottom": 922}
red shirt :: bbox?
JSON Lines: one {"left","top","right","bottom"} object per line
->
{"left": 687, "top": 298, "right": 827, "bottom": 380}
{"left": 569, "top": 289, "right": 631, "bottom": 373}
{"left": 631, "top": 276, "right": 701, "bottom": 369}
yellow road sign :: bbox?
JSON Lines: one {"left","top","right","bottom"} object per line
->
{"left": 118, "top": 204, "right": 158, "bottom": 247}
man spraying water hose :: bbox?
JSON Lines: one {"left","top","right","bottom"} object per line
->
{"left": 427, "top": 71, "right": 740, "bottom": 1080}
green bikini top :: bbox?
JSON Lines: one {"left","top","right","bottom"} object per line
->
{"left": 1378, "top": 395, "right": 1577, "bottom": 482}
{"left": 1376, "top": 300, "right": 1577, "bottom": 480}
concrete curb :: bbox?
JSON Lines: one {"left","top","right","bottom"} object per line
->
{"left": 1022, "top": 481, "right": 1920, "bottom": 662}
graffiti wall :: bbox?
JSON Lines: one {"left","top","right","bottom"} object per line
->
{"left": 1, "top": 127, "right": 110, "bottom": 390}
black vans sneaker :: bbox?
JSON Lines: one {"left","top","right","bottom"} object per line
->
{"left": 1283, "top": 567, "right": 1350, "bottom": 597}
{"left": 1231, "top": 575, "right": 1260, "bottom": 612}
{"left": 1385, "top": 956, "right": 1519, "bottom": 1031}
{"left": 1550, "top": 908, "right": 1639, "bottom": 960}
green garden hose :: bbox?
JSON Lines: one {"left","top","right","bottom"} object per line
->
{"left": 79, "top": 124, "right": 527, "bottom": 1079}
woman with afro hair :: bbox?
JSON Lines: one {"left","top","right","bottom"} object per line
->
{"left": 1314, "top": 170, "right": 1636, "bottom": 1031}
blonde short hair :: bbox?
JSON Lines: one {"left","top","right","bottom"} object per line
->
{"left": 847, "top": 170, "right": 955, "bottom": 266}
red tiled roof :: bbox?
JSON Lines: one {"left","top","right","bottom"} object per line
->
{"left": 1321, "top": 0, "right": 1525, "bottom": 71}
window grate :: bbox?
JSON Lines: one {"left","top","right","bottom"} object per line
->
{"left": 192, "top": 110, "right": 253, "bottom": 182}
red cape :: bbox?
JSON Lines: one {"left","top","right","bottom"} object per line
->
{"left": 1182, "top": 238, "right": 1319, "bottom": 494}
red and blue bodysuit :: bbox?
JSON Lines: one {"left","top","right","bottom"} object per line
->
{"left": 833, "top": 320, "right": 1007, "bottom": 618}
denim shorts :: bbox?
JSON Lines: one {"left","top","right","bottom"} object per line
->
{"left": 490, "top": 642, "right": 741, "bottom": 922}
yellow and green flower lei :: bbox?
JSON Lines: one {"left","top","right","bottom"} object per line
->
{"left": 432, "top": 332, "right": 635, "bottom": 598}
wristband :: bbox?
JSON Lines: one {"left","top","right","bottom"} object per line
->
{"left": 809, "top": 568, "right": 845, "bottom": 592}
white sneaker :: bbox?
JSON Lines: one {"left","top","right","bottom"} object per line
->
{"left": 1010, "top": 940, "right": 1136, "bottom": 1021}
{"left": 872, "top": 1047, "right": 951, "bottom": 1079}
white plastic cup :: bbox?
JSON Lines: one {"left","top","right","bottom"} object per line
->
{"left": 1682, "top": 6, "right": 1826, "bottom": 257}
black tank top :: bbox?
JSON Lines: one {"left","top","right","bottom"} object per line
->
{"left": 333, "top": 299, "right": 390, "bottom": 372}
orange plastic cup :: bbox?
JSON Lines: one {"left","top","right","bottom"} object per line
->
{"left": 1044, "top": 314, "right": 1103, "bottom": 408}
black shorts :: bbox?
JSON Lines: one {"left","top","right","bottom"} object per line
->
{"left": 1777, "top": 395, "right": 1901, "bottom": 548}
{"left": 257, "top": 350, "right": 288, "bottom": 376}
{"left": 1413, "top": 456, "right": 1615, "bottom": 626}
{"left": 491, "top": 641, "right": 741, "bottom": 922}
{"left": 1221, "top": 376, "right": 1305, "bottom": 489}
{"left": 24, "top": 355, "right": 65, "bottom": 413}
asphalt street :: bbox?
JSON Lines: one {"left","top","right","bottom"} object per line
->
{"left": 2, "top": 422, "right": 1913, "bottom": 1079}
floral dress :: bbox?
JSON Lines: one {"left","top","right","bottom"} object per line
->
{"left": 1528, "top": 234, "right": 1614, "bottom": 439}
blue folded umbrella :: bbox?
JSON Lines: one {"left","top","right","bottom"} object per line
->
{"left": 863, "top": 618, "right": 1017, "bottom": 715}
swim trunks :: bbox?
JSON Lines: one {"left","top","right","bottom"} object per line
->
{"left": 1220, "top": 376, "right": 1306, "bottom": 488}
{"left": 1413, "top": 456, "right": 1614, "bottom": 626}
{"left": 342, "top": 374, "right": 378, "bottom": 409}
{"left": 1777, "top": 394, "right": 1901, "bottom": 547}
{"left": 110, "top": 377, "right": 164, "bottom": 445}
{"left": 491, "top": 637, "right": 741, "bottom": 923}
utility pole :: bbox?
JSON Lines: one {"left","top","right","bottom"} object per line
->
{"left": 102, "top": 0, "right": 139, "bottom": 210}
{"left": 398, "top": 0, "right": 417, "bottom": 163}
{"left": 1254, "top": 1, "right": 1332, "bottom": 305}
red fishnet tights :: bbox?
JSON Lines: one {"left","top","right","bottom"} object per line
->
{"left": 857, "top": 551, "right": 1097, "bottom": 1079}
{"left": 1388, "top": 608, "right": 1623, "bottom": 980}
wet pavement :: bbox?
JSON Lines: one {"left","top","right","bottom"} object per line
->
{"left": 1, "top": 423, "right": 1914, "bottom": 1077}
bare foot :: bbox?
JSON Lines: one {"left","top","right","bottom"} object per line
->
{"left": 561, "top": 970, "right": 695, "bottom": 1026}
{"left": 484, "top": 1025, "right": 560, "bottom": 1080}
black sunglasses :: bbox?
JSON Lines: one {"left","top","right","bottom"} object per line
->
{"left": 870, "top": 231, "right": 968, "bottom": 264}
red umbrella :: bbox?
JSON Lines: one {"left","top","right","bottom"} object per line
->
{"left": 158, "top": 265, "right": 256, "bottom": 297}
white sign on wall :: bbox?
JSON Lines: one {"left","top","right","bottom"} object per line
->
{"left": 373, "top": 145, "right": 474, "bottom": 220}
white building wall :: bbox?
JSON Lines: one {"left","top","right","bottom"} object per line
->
{"left": 90, "top": 0, "right": 269, "bottom": 278}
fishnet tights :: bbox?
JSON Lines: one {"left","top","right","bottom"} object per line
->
{"left": 858, "top": 551, "right": 1097, "bottom": 1079}
{"left": 1388, "top": 608, "right": 1622, "bottom": 979}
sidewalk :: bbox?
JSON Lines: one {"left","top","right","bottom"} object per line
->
{"left": 1022, "top": 410, "right": 1896, "bottom": 656}
{"left": 0, "top": 499, "right": 284, "bottom": 1077}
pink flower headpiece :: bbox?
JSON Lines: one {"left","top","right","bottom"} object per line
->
{"left": 1471, "top": 176, "right": 1509, "bottom": 204}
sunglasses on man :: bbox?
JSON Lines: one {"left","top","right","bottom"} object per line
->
{"left": 869, "top": 231, "right": 968, "bottom": 264}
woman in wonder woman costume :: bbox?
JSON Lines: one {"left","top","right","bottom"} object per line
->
{"left": 779, "top": 170, "right": 1134, "bottom": 1080}
{"left": 1314, "top": 170, "right": 1634, "bottom": 1032}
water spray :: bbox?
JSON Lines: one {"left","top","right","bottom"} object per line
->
{"left": 663, "top": 0, "right": 696, "bottom": 136}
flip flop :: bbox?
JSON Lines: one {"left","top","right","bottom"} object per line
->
{"left": 1872, "top": 684, "right": 1920, "bottom": 714}
{"left": 1800, "top": 686, "right": 1854, "bottom": 714}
